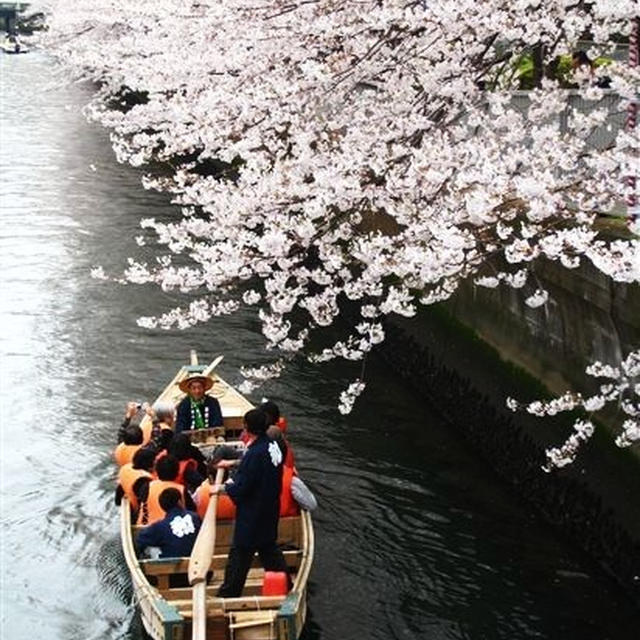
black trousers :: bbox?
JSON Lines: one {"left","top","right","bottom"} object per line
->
{"left": 217, "top": 543, "right": 289, "bottom": 598}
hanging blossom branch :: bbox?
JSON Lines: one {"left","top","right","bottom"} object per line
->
{"left": 237, "top": 359, "right": 288, "bottom": 395}
{"left": 507, "top": 350, "right": 640, "bottom": 471}
{"left": 40, "top": 1, "right": 639, "bottom": 418}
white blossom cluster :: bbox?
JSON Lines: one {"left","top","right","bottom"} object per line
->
{"left": 509, "top": 349, "right": 640, "bottom": 468}
{"left": 41, "top": 1, "right": 639, "bottom": 418}
{"left": 543, "top": 419, "right": 595, "bottom": 472}
{"left": 338, "top": 380, "right": 367, "bottom": 415}
{"left": 237, "top": 360, "right": 287, "bottom": 394}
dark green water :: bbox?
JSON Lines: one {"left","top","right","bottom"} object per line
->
{"left": 1, "top": 52, "right": 638, "bottom": 639}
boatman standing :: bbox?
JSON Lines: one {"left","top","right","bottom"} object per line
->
{"left": 175, "top": 372, "right": 223, "bottom": 434}
{"left": 212, "top": 409, "right": 290, "bottom": 598}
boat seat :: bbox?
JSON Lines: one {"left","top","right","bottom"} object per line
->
{"left": 133, "top": 516, "right": 304, "bottom": 553}
{"left": 159, "top": 575, "right": 268, "bottom": 600}
{"left": 172, "top": 594, "right": 287, "bottom": 617}
{"left": 140, "top": 549, "right": 302, "bottom": 576}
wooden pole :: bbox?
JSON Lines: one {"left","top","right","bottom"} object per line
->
{"left": 189, "top": 467, "right": 225, "bottom": 640}
{"left": 202, "top": 355, "right": 224, "bottom": 378}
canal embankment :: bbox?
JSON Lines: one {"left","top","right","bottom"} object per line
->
{"left": 380, "top": 257, "right": 640, "bottom": 606}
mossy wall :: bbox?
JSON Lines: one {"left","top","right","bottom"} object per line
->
{"left": 378, "top": 260, "right": 640, "bottom": 604}
{"left": 445, "top": 258, "right": 640, "bottom": 401}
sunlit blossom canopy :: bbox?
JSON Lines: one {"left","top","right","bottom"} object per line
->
{"left": 41, "top": 0, "right": 639, "bottom": 458}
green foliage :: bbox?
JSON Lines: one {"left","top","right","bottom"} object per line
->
{"left": 513, "top": 52, "right": 612, "bottom": 90}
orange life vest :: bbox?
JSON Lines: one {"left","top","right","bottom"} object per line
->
{"left": 194, "top": 479, "right": 236, "bottom": 520}
{"left": 141, "top": 420, "right": 173, "bottom": 446}
{"left": 276, "top": 417, "right": 296, "bottom": 467}
{"left": 118, "top": 464, "right": 152, "bottom": 512}
{"left": 284, "top": 442, "right": 295, "bottom": 469}
{"left": 114, "top": 442, "right": 141, "bottom": 467}
{"left": 138, "top": 480, "right": 184, "bottom": 525}
{"left": 279, "top": 465, "right": 300, "bottom": 517}
{"left": 153, "top": 450, "right": 197, "bottom": 485}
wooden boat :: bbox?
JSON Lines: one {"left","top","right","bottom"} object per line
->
{"left": 120, "top": 352, "right": 314, "bottom": 640}
{"left": 1, "top": 40, "right": 29, "bottom": 54}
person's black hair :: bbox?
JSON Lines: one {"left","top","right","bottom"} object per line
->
{"left": 158, "top": 487, "right": 183, "bottom": 512}
{"left": 260, "top": 400, "right": 280, "bottom": 425}
{"left": 209, "top": 444, "right": 242, "bottom": 465}
{"left": 169, "top": 433, "right": 192, "bottom": 461}
{"left": 132, "top": 447, "right": 156, "bottom": 471}
{"left": 156, "top": 454, "right": 180, "bottom": 481}
{"left": 158, "top": 427, "right": 174, "bottom": 451}
{"left": 244, "top": 408, "right": 268, "bottom": 435}
{"left": 123, "top": 425, "right": 144, "bottom": 445}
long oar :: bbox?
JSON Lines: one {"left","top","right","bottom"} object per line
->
{"left": 188, "top": 467, "right": 225, "bottom": 640}
{"left": 202, "top": 355, "right": 224, "bottom": 378}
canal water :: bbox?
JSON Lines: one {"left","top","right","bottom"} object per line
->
{"left": 1, "top": 52, "right": 638, "bottom": 639}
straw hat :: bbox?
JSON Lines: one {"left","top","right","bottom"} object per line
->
{"left": 178, "top": 373, "right": 214, "bottom": 394}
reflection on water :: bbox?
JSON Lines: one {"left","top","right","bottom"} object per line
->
{"left": 1, "top": 52, "right": 638, "bottom": 639}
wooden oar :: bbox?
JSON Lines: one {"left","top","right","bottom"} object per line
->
{"left": 188, "top": 467, "right": 225, "bottom": 640}
{"left": 202, "top": 354, "right": 224, "bottom": 377}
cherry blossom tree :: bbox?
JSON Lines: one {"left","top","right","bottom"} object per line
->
{"left": 40, "top": 1, "right": 639, "bottom": 460}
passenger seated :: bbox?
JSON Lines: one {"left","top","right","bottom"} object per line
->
{"left": 155, "top": 433, "right": 206, "bottom": 491}
{"left": 114, "top": 425, "right": 144, "bottom": 466}
{"left": 117, "top": 401, "right": 148, "bottom": 442}
{"left": 137, "top": 455, "right": 195, "bottom": 525}
{"left": 136, "top": 488, "right": 201, "bottom": 559}
{"left": 194, "top": 460, "right": 237, "bottom": 520}
{"left": 175, "top": 373, "right": 223, "bottom": 433}
{"left": 143, "top": 401, "right": 176, "bottom": 450}
{"left": 115, "top": 448, "right": 155, "bottom": 518}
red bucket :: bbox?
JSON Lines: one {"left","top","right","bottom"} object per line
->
{"left": 262, "top": 571, "right": 288, "bottom": 596}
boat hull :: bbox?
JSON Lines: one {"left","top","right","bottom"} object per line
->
{"left": 119, "top": 358, "right": 314, "bottom": 640}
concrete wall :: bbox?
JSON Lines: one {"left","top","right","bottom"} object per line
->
{"left": 378, "top": 258, "right": 640, "bottom": 602}
{"left": 380, "top": 306, "right": 640, "bottom": 606}
{"left": 444, "top": 258, "right": 640, "bottom": 402}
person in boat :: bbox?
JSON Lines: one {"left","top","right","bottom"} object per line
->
{"left": 137, "top": 454, "right": 196, "bottom": 525}
{"left": 135, "top": 488, "right": 201, "bottom": 559}
{"left": 155, "top": 433, "right": 206, "bottom": 491}
{"left": 265, "top": 426, "right": 317, "bottom": 513}
{"left": 114, "top": 425, "right": 144, "bottom": 466}
{"left": 115, "top": 448, "right": 156, "bottom": 518}
{"left": 262, "top": 400, "right": 295, "bottom": 468}
{"left": 194, "top": 459, "right": 238, "bottom": 521}
{"left": 117, "top": 401, "right": 148, "bottom": 442}
{"left": 143, "top": 400, "right": 176, "bottom": 451}
{"left": 174, "top": 373, "right": 223, "bottom": 434}
{"left": 212, "top": 409, "right": 290, "bottom": 598}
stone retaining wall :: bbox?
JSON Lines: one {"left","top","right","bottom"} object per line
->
{"left": 445, "top": 258, "right": 640, "bottom": 411}
{"left": 380, "top": 307, "right": 640, "bottom": 606}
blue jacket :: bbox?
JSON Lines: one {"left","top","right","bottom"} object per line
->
{"left": 136, "top": 507, "right": 202, "bottom": 558}
{"left": 175, "top": 395, "right": 223, "bottom": 433}
{"left": 226, "top": 434, "right": 283, "bottom": 548}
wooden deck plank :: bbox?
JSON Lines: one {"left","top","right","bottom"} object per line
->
{"left": 141, "top": 550, "right": 303, "bottom": 576}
